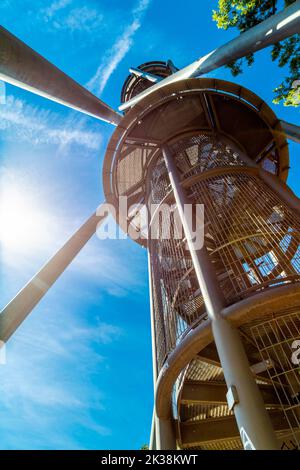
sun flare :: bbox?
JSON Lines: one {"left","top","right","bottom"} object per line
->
{"left": 0, "top": 184, "right": 51, "bottom": 252}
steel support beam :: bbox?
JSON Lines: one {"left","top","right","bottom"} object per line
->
{"left": 180, "top": 411, "right": 298, "bottom": 448}
{"left": 129, "top": 67, "right": 162, "bottom": 83}
{"left": 181, "top": 381, "right": 286, "bottom": 407}
{"left": 280, "top": 120, "right": 300, "bottom": 144}
{"left": 155, "top": 418, "right": 177, "bottom": 450}
{"left": 181, "top": 415, "right": 240, "bottom": 447}
{"left": 166, "top": 60, "right": 179, "bottom": 74}
{"left": 149, "top": 411, "right": 156, "bottom": 450}
{"left": 198, "top": 345, "right": 282, "bottom": 388}
{"left": 162, "top": 145, "right": 225, "bottom": 320}
{"left": 162, "top": 144, "right": 279, "bottom": 450}
{"left": 0, "top": 26, "right": 122, "bottom": 125}
{"left": 120, "top": 2, "right": 300, "bottom": 110}
{"left": 181, "top": 381, "right": 227, "bottom": 404}
{"left": 0, "top": 207, "right": 108, "bottom": 342}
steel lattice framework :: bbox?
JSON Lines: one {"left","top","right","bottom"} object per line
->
{"left": 1, "top": 2, "right": 300, "bottom": 451}
{"left": 104, "top": 78, "right": 300, "bottom": 449}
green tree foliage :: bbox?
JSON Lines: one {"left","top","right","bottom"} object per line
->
{"left": 212, "top": 0, "right": 300, "bottom": 106}
{"left": 140, "top": 444, "right": 149, "bottom": 450}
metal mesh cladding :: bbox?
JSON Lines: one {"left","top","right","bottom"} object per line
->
{"left": 147, "top": 133, "right": 300, "bottom": 371}
{"left": 171, "top": 134, "right": 247, "bottom": 178}
{"left": 251, "top": 310, "right": 300, "bottom": 448}
{"left": 115, "top": 144, "right": 153, "bottom": 196}
{"left": 191, "top": 172, "right": 300, "bottom": 302}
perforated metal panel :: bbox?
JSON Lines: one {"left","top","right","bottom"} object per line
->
{"left": 147, "top": 133, "right": 300, "bottom": 371}
{"left": 251, "top": 310, "right": 300, "bottom": 448}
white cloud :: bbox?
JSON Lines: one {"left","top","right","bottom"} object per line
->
{"left": 0, "top": 306, "right": 119, "bottom": 448}
{"left": 60, "top": 6, "right": 104, "bottom": 32}
{"left": 132, "top": 0, "right": 151, "bottom": 16}
{"left": 70, "top": 237, "right": 147, "bottom": 298}
{"left": 4, "top": 377, "right": 84, "bottom": 408}
{"left": 14, "top": 317, "right": 122, "bottom": 362}
{"left": 0, "top": 96, "right": 102, "bottom": 150}
{"left": 43, "top": 0, "right": 72, "bottom": 20}
{"left": 59, "top": 323, "right": 123, "bottom": 345}
{"left": 87, "top": 0, "right": 151, "bottom": 95}
{"left": 87, "top": 21, "right": 140, "bottom": 96}
{"left": 42, "top": 1, "right": 104, "bottom": 33}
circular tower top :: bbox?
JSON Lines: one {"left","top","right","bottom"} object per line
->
{"left": 120, "top": 60, "right": 174, "bottom": 107}
{"left": 105, "top": 78, "right": 289, "bottom": 246}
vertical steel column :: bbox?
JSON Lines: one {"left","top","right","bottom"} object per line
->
{"left": 162, "top": 144, "right": 279, "bottom": 450}
{"left": 280, "top": 120, "right": 300, "bottom": 144}
{"left": 147, "top": 250, "right": 176, "bottom": 450}
{"left": 154, "top": 417, "right": 176, "bottom": 450}
{"left": 149, "top": 412, "right": 156, "bottom": 450}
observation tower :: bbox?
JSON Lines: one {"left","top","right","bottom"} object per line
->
{"left": 103, "top": 62, "right": 300, "bottom": 450}
{"left": 1, "top": 3, "right": 300, "bottom": 451}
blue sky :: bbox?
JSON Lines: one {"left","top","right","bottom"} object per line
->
{"left": 0, "top": 0, "right": 299, "bottom": 450}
